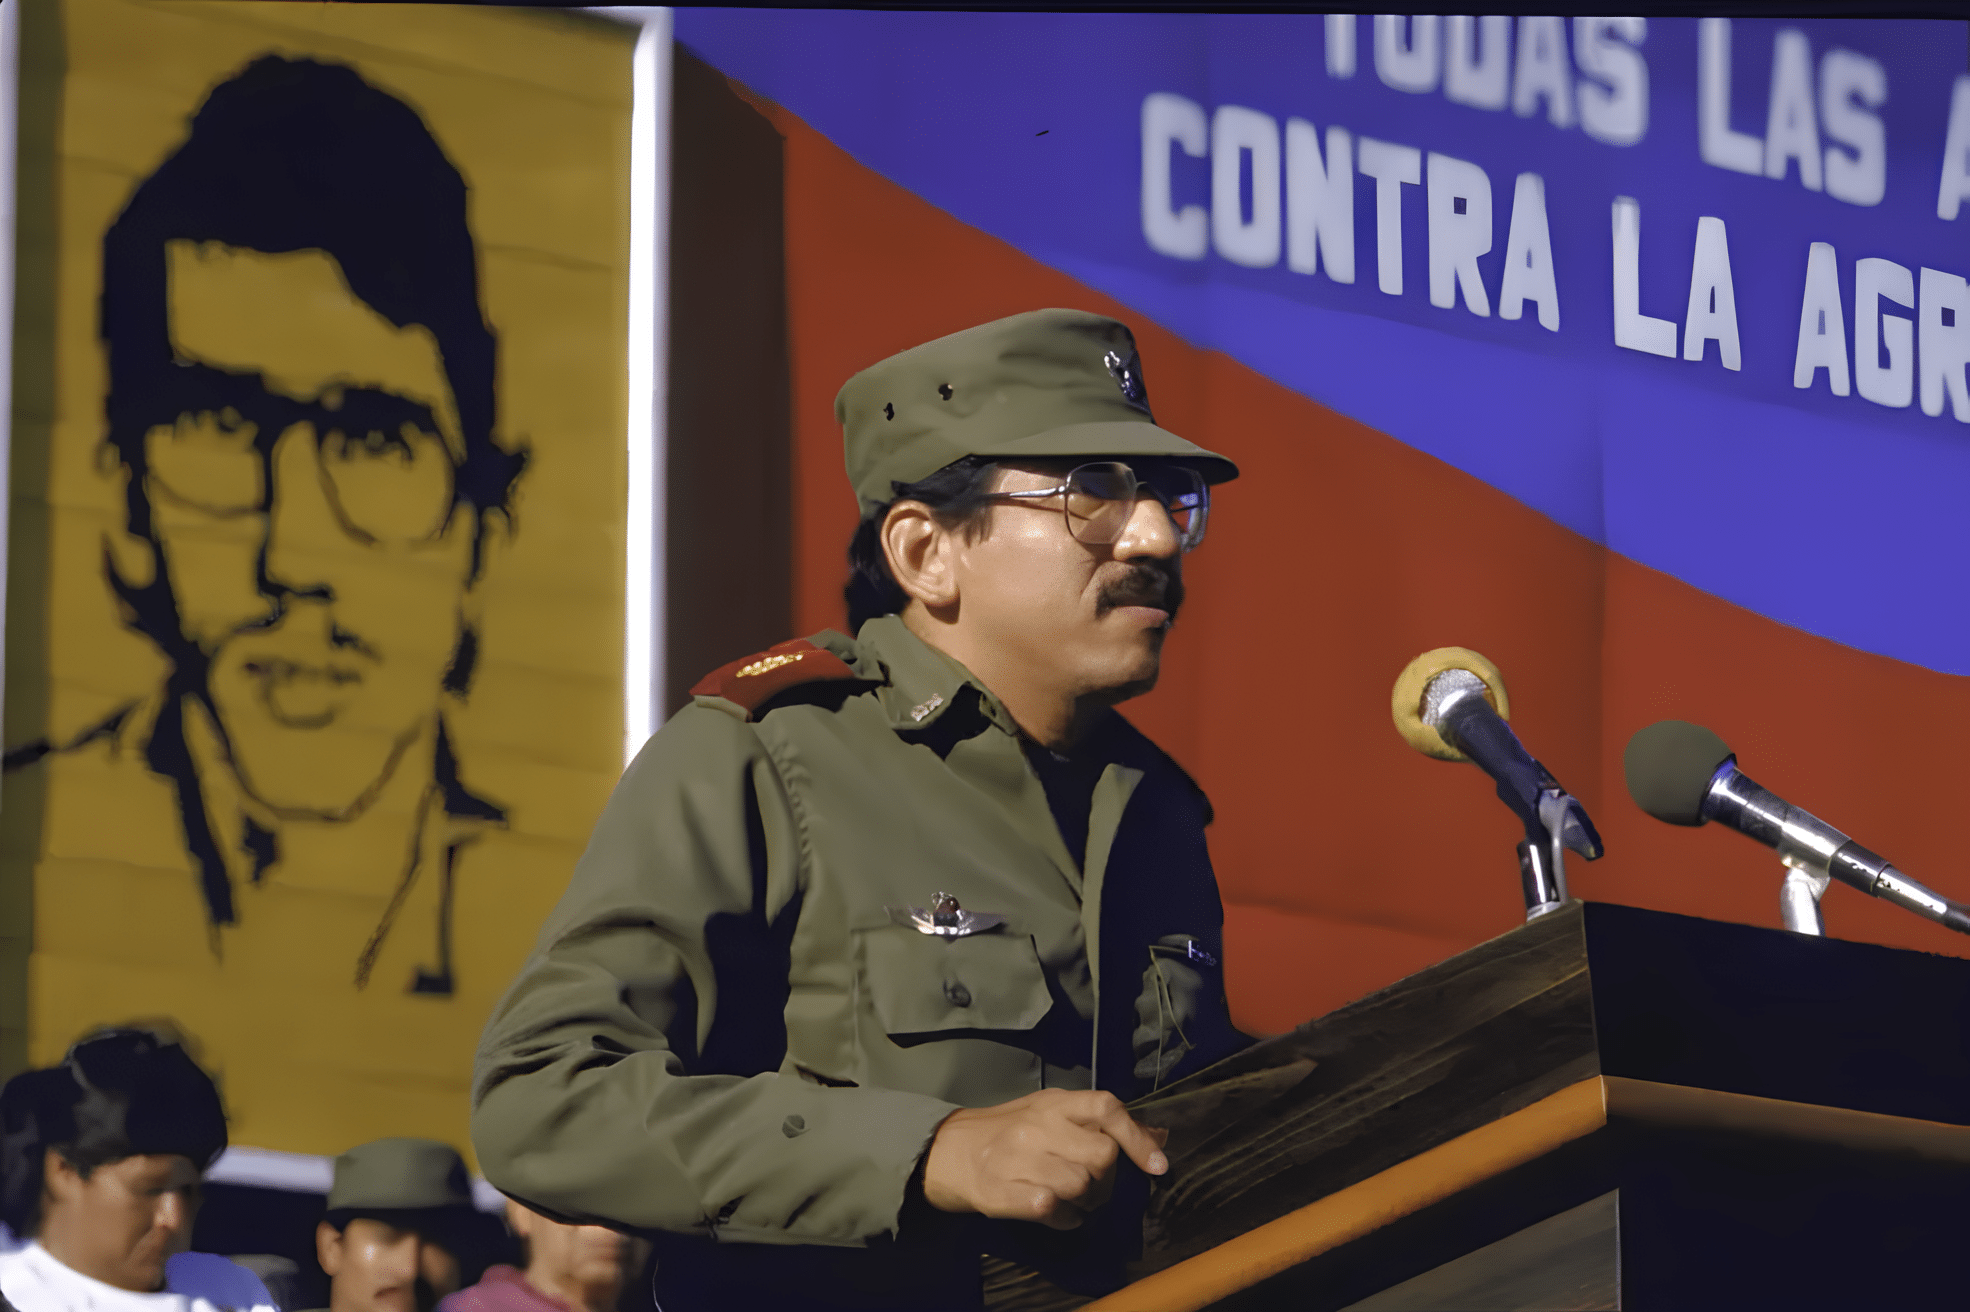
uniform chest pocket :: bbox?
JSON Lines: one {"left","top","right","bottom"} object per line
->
{"left": 859, "top": 925, "right": 1052, "bottom": 1039}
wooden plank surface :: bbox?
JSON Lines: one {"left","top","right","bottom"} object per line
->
{"left": 1080, "top": 1079, "right": 1608, "bottom": 1312}
{"left": 984, "top": 906, "right": 1597, "bottom": 1310}
{"left": 1129, "top": 902, "right": 1596, "bottom": 1271}
{"left": 1071, "top": 1076, "right": 1970, "bottom": 1312}
{"left": 986, "top": 904, "right": 1970, "bottom": 1309}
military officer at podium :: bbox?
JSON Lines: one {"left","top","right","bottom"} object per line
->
{"left": 472, "top": 309, "right": 1250, "bottom": 1309}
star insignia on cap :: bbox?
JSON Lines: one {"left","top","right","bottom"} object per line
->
{"left": 1104, "top": 348, "right": 1151, "bottom": 414}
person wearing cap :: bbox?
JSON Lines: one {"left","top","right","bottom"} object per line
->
{"left": 310, "top": 1139, "right": 477, "bottom": 1312}
{"left": 473, "top": 309, "right": 1249, "bottom": 1308}
{"left": 0, "top": 1027, "right": 276, "bottom": 1312}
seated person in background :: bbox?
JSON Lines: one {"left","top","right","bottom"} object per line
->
{"left": 310, "top": 1141, "right": 478, "bottom": 1312}
{"left": 0, "top": 1027, "right": 277, "bottom": 1312}
{"left": 436, "top": 1201, "right": 638, "bottom": 1312}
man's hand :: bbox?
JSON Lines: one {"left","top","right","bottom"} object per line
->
{"left": 921, "top": 1089, "right": 1171, "bottom": 1230}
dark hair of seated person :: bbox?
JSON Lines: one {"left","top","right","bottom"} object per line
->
{"left": 0, "top": 1026, "right": 228, "bottom": 1237}
{"left": 843, "top": 455, "right": 999, "bottom": 634}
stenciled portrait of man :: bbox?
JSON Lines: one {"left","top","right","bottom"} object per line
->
{"left": 8, "top": 55, "right": 528, "bottom": 997}
{"left": 1, "top": 0, "right": 628, "bottom": 1151}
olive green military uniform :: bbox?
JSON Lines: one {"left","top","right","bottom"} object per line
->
{"left": 471, "top": 310, "right": 1244, "bottom": 1307}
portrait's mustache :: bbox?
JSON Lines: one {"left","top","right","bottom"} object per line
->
{"left": 241, "top": 657, "right": 362, "bottom": 686}
{"left": 1097, "top": 564, "right": 1183, "bottom": 620}
{"left": 230, "top": 607, "right": 381, "bottom": 662}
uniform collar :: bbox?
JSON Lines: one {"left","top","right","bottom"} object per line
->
{"left": 848, "top": 616, "right": 1021, "bottom": 737}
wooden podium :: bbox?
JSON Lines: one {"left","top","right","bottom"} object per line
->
{"left": 989, "top": 901, "right": 1970, "bottom": 1311}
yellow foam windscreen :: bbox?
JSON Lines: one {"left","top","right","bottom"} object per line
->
{"left": 1390, "top": 646, "right": 1511, "bottom": 763}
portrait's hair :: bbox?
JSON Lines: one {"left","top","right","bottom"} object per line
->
{"left": 844, "top": 456, "right": 999, "bottom": 633}
{"left": 0, "top": 1027, "right": 227, "bottom": 1236}
{"left": 98, "top": 53, "right": 527, "bottom": 585}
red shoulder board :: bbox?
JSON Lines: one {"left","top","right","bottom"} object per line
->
{"left": 690, "top": 639, "right": 859, "bottom": 717}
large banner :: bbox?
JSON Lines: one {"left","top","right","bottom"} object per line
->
{"left": 675, "top": 13, "right": 1970, "bottom": 1029}
{"left": 2, "top": 0, "right": 631, "bottom": 1158}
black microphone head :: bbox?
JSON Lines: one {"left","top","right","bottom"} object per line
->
{"left": 1623, "top": 720, "right": 1733, "bottom": 826}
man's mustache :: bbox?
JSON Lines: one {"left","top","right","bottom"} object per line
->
{"left": 1096, "top": 564, "right": 1183, "bottom": 621}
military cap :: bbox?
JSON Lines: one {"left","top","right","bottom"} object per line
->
{"left": 835, "top": 308, "right": 1239, "bottom": 517}
{"left": 326, "top": 1137, "right": 472, "bottom": 1215}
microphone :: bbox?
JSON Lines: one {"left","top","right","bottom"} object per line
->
{"left": 1391, "top": 648, "right": 1604, "bottom": 861}
{"left": 1392, "top": 648, "right": 1603, "bottom": 920}
{"left": 1623, "top": 720, "right": 1970, "bottom": 936}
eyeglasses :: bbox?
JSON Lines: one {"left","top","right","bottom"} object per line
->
{"left": 984, "top": 461, "right": 1209, "bottom": 552}
{"left": 139, "top": 364, "right": 459, "bottom": 547}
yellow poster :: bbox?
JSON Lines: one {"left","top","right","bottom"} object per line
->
{"left": 2, "top": 0, "right": 632, "bottom": 1161}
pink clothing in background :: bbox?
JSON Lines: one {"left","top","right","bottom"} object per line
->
{"left": 435, "top": 1267, "right": 568, "bottom": 1312}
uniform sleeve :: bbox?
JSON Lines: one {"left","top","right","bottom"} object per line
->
{"left": 470, "top": 703, "right": 960, "bottom": 1247}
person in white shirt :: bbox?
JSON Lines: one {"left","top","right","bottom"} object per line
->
{"left": 0, "top": 1028, "right": 276, "bottom": 1312}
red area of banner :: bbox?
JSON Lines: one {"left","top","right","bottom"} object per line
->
{"left": 763, "top": 99, "right": 1970, "bottom": 1036}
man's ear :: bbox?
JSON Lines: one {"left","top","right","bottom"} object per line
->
{"left": 881, "top": 502, "right": 959, "bottom": 611}
{"left": 42, "top": 1149, "right": 83, "bottom": 1210}
{"left": 317, "top": 1221, "right": 345, "bottom": 1276}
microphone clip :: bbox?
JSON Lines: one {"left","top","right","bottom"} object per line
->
{"left": 1419, "top": 664, "right": 1604, "bottom": 922}
{"left": 1519, "top": 786, "right": 1600, "bottom": 920}
{"left": 1778, "top": 860, "right": 1832, "bottom": 936}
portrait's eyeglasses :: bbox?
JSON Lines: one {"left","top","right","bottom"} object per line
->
{"left": 983, "top": 461, "right": 1210, "bottom": 552}
{"left": 140, "top": 365, "right": 458, "bottom": 548}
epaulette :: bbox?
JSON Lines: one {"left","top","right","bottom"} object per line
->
{"left": 690, "top": 639, "right": 861, "bottom": 720}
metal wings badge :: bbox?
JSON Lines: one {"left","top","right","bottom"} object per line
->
{"left": 888, "top": 892, "right": 1006, "bottom": 938}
